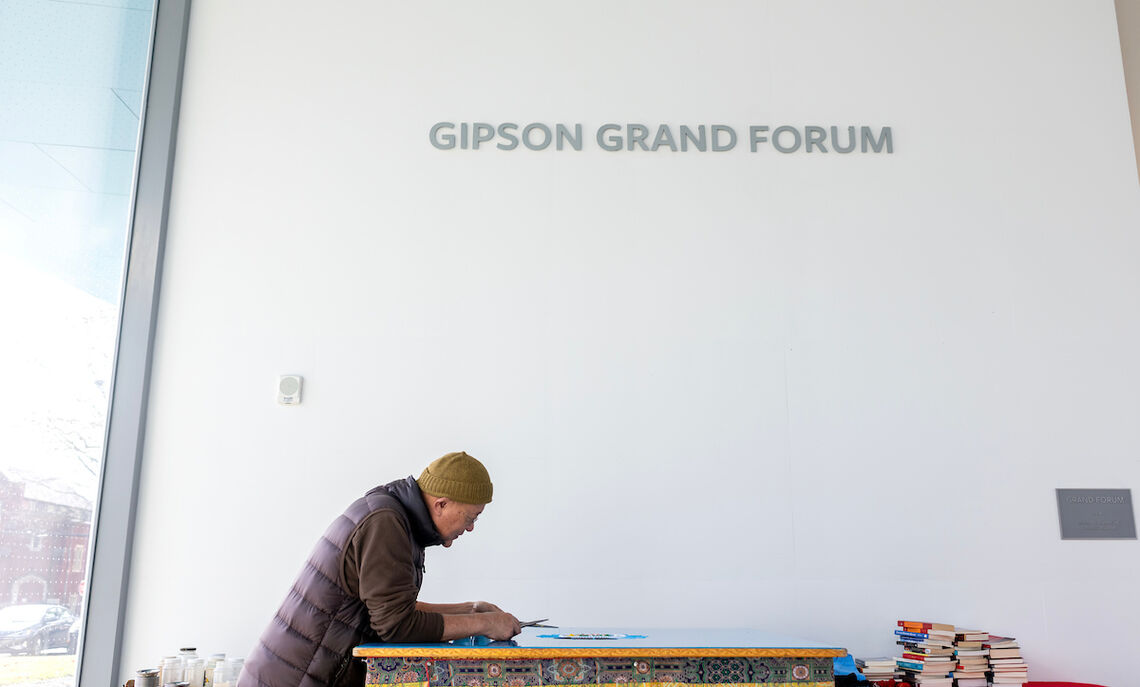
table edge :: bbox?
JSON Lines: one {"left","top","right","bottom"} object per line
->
{"left": 352, "top": 647, "right": 847, "bottom": 659}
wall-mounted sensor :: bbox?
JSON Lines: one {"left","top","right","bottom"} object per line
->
{"left": 278, "top": 375, "right": 303, "bottom": 405}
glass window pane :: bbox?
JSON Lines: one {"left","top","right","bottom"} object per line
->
{"left": 0, "top": 0, "right": 154, "bottom": 683}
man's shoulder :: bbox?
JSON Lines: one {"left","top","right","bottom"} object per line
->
{"left": 358, "top": 477, "right": 421, "bottom": 509}
{"left": 354, "top": 506, "right": 411, "bottom": 537}
{"left": 347, "top": 508, "right": 415, "bottom": 557}
{"left": 346, "top": 483, "right": 408, "bottom": 518}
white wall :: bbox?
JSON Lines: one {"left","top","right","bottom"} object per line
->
{"left": 121, "top": 2, "right": 1140, "bottom": 685}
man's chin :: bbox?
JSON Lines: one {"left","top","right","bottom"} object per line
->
{"left": 442, "top": 539, "right": 453, "bottom": 548}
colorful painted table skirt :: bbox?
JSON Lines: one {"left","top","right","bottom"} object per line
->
{"left": 355, "top": 628, "right": 843, "bottom": 687}
{"left": 361, "top": 655, "right": 834, "bottom": 687}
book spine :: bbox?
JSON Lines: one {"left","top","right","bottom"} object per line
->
{"left": 898, "top": 621, "right": 932, "bottom": 630}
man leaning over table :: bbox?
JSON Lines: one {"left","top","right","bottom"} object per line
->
{"left": 239, "top": 452, "right": 521, "bottom": 687}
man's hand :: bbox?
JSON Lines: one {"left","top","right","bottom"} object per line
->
{"left": 471, "top": 601, "right": 503, "bottom": 614}
{"left": 439, "top": 609, "right": 521, "bottom": 641}
{"left": 481, "top": 611, "right": 522, "bottom": 640}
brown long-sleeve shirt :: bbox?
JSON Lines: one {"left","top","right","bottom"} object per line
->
{"left": 343, "top": 509, "right": 445, "bottom": 642}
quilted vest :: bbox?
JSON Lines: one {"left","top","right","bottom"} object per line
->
{"left": 238, "top": 477, "right": 441, "bottom": 687}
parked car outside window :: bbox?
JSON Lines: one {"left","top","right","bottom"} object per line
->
{"left": 0, "top": 604, "right": 76, "bottom": 655}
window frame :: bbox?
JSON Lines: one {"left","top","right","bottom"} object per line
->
{"left": 75, "top": 1, "right": 192, "bottom": 685}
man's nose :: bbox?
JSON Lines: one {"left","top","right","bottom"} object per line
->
{"left": 466, "top": 523, "right": 475, "bottom": 532}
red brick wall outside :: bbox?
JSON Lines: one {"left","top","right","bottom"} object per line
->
{"left": 0, "top": 474, "right": 91, "bottom": 614}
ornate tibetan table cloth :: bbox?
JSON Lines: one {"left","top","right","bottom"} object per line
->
{"left": 354, "top": 628, "right": 846, "bottom": 687}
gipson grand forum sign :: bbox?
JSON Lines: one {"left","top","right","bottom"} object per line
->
{"left": 430, "top": 122, "right": 894, "bottom": 154}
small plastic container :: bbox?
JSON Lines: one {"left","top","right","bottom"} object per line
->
{"left": 184, "top": 658, "right": 205, "bottom": 687}
{"left": 136, "top": 668, "right": 160, "bottom": 687}
{"left": 224, "top": 658, "right": 244, "bottom": 684}
{"left": 159, "top": 657, "right": 184, "bottom": 685}
{"left": 204, "top": 654, "right": 226, "bottom": 687}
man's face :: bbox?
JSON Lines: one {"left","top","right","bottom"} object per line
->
{"left": 432, "top": 499, "right": 485, "bottom": 548}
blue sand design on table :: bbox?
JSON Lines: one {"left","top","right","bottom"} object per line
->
{"left": 537, "top": 633, "right": 647, "bottom": 640}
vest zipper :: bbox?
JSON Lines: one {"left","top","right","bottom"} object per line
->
{"left": 330, "top": 652, "right": 352, "bottom": 687}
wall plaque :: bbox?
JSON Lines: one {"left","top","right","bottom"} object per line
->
{"left": 1056, "top": 488, "right": 1136, "bottom": 540}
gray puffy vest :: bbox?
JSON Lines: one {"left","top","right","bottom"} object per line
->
{"left": 238, "top": 477, "right": 441, "bottom": 687}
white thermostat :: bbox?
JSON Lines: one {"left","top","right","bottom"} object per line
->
{"left": 278, "top": 375, "right": 303, "bottom": 405}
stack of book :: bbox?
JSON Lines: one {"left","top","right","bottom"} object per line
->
{"left": 854, "top": 657, "right": 900, "bottom": 684}
{"left": 985, "top": 636, "right": 1029, "bottom": 685}
{"left": 950, "top": 629, "right": 989, "bottom": 687}
{"left": 894, "top": 620, "right": 957, "bottom": 687}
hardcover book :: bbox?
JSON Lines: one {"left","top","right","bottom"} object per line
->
{"left": 898, "top": 620, "right": 955, "bottom": 632}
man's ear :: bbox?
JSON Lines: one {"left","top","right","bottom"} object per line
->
{"left": 433, "top": 497, "right": 451, "bottom": 513}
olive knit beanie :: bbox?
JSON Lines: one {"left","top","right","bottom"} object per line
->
{"left": 417, "top": 451, "right": 493, "bottom": 504}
